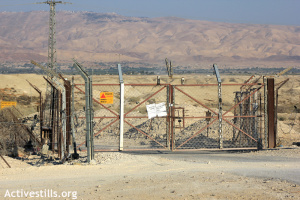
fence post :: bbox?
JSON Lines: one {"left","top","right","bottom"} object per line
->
{"left": 71, "top": 76, "right": 79, "bottom": 158}
{"left": 166, "top": 85, "right": 170, "bottom": 150}
{"left": 52, "top": 78, "right": 66, "bottom": 158}
{"left": 264, "top": 77, "right": 268, "bottom": 148}
{"left": 118, "top": 64, "right": 124, "bottom": 151}
{"left": 267, "top": 78, "right": 275, "bottom": 148}
{"left": 72, "top": 59, "right": 94, "bottom": 163}
{"left": 213, "top": 64, "right": 223, "bottom": 149}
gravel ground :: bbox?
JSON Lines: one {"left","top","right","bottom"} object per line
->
{"left": 1, "top": 147, "right": 300, "bottom": 200}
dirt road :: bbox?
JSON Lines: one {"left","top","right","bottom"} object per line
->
{"left": 1, "top": 147, "right": 300, "bottom": 200}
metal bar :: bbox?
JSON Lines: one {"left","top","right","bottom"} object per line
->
{"left": 74, "top": 85, "right": 118, "bottom": 117}
{"left": 79, "top": 117, "right": 118, "bottom": 119}
{"left": 72, "top": 59, "right": 94, "bottom": 163}
{"left": 71, "top": 76, "right": 79, "bottom": 157}
{"left": 166, "top": 85, "right": 170, "bottom": 149}
{"left": 176, "top": 118, "right": 218, "bottom": 149}
{"left": 124, "top": 86, "right": 166, "bottom": 117}
{"left": 174, "top": 86, "right": 218, "bottom": 115}
{"left": 267, "top": 78, "right": 275, "bottom": 148}
{"left": 48, "top": 77, "right": 67, "bottom": 158}
{"left": 124, "top": 120, "right": 167, "bottom": 149}
{"left": 60, "top": 75, "right": 71, "bottom": 154}
{"left": 171, "top": 85, "right": 175, "bottom": 151}
{"left": 263, "top": 77, "right": 268, "bottom": 148}
{"left": 75, "top": 83, "right": 262, "bottom": 87}
{"left": 240, "top": 75, "right": 255, "bottom": 90}
{"left": 125, "top": 83, "right": 169, "bottom": 86}
{"left": 223, "top": 83, "right": 262, "bottom": 86}
{"left": 76, "top": 84, "right": 120, "bottom": 86}
{"left": 0, "top": 155, "right": 11, "bottom": 168}
{"left": 44, "top": 77, "right": 67, "bottom": 159}
{"left": 118, "top": 64, "right": 124, "bottom": 151}
{"left": 223, "top": 115, "right": 258, "bottom": 118}
{"left": 218, "top": 82, "right": 223, "bottom": 149}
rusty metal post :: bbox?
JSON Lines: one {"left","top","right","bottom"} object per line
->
{"left": 263, "top": 77, "right": 268, "bottom": 148}
{"left": 166, "top": 85, "right": 170, "bottom": 149}
{"left": 0, "top": 155, "right": 11, "bottom": 168}
{"left": 59, "top": 74, "right": 72, "bottom": 155}
{"left": 267, "top": 78, "right": 275, "bottom": 148}
{"left": 170, "top": 85, "right": 175, "bottom": 150}
{"left": 71, "top": 76, "right": 79, "bottom": 158}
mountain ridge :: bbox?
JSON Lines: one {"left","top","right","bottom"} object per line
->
{"left": 0, "top": 11, "right": 299, "bottom": 68}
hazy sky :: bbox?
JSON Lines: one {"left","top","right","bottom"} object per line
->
{"left": 0, "top": 0, "right": 299, "bottom": 26}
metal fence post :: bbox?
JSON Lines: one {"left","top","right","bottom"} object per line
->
{"left": 71, "top": 76, "right": 79, "bottom": 158}
{"left": 72, "top": 59, "right": 94, "bottom": 163}
{"left": 264, "top": 77, "right": 268, "bottom": 148}
{"left": 166, "top": 85, "right": 170, "bottom": 149}
{"left": 89, "top": 77, "right": 94, "bottom": 160}
{"left": 267, "top": 78, "right": 275, "bottom": 148}
{"left": 52, "top": 78, "right": 66, "bottom": 158}
{"left": 118, "top": 64, "right": 124, "bottom": 151}
{"left": 213, "top": 64, "right": 223, "bottom": 149}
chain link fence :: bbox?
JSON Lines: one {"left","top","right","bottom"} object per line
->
{"left": 73, "top": 78, "right": 271, "bottom": 151}
{"left": 173, "top": 85, "right": 219, "bottom": 149}
{"left": 123, "top": 84, "right": 168, "bottom": 150}
{"left": 222, "top": 84, "right": 264, "bottom": 148}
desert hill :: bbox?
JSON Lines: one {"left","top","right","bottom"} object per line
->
{"left": 0, "top": 11, "right": 299, "bottom": 68}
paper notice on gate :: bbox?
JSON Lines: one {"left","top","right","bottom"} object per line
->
{"left": 146, "top": 104, "right": 157, "bottom": 119}
{"left": 146, "top": 102, "right": 167, "bottom": 119}
{"left": 156, "top": 102, "right": 167, "bottom": 117}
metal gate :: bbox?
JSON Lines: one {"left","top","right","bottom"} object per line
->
{"left": 171, "top": 83, "right": 264, "bottom": 150}
{"left": 123, "top": 84, "right": 169, "bottom": 150}
{"left": 74, "top": 82, "right": 264, "bottom": 151}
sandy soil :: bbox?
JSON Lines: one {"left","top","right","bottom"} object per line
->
{"left": 0, "top": 74, "right": 299, "bottom": 199}
{"left": 1, "top": 147, "right": 300, "bottom": 200}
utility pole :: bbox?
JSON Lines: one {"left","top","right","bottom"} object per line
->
{"left": 36, "top": 1, "right": 71, "bottom": 71}
{"left": 34, "top": 1, "right": 71, "bottom": 134}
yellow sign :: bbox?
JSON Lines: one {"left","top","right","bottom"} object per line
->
{"left": 100, "top": 92, "right": 113, "bottom": 104}
{"left": 1, "top": 101, "right": 17, "bottom": 109}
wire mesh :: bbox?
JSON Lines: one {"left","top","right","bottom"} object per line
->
{"left": 173, "top": 85, "right": 220, "bottom": 149}
{"left": 275, "top": 77, "right": 300, "bottom": 147}
{"left": 74, "top": 84, "right": 120, "bottom": 151}
{"left": 123, "top": 85, "right": 168, "bottom": 150}
{"left": 74, "top": 81, "right": 267, "bottom": 151}
{"left": 221, "top": 84, "right": 264, "bottom": 148}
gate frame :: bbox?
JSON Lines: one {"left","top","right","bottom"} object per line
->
{"left": 74, "top": 80, "right": 268, "bottom": 152}
{"left": 171, "top": 82, "right": 264, "bottom": 151}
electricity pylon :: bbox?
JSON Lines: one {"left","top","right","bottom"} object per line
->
{"left": 36, "top": 1, "right": 71, "bottom": 71}
{"left": 33, "top": 1, "right": 71, "bottom": 129}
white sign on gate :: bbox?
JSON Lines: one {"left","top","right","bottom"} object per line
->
{"left": 146, "top": 102, "right": 167, "bottom": 119}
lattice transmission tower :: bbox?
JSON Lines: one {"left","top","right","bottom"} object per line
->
{"left": 36, "top": 1, "right": 71, "bottom": 71}
{"left": 33, "top": 1, "right": 71, "bottom": 128}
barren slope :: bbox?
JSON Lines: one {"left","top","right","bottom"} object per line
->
{"left": 0, "top": 11, "right": 300, "bottom": 67}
